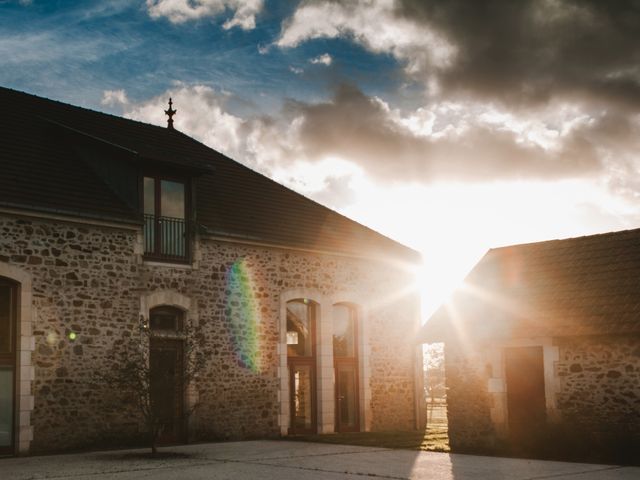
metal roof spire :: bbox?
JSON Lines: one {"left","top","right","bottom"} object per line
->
{"left": 164, "top": 97, "right": 176, "bottom": 129}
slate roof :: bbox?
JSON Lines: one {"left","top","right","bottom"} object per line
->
{"left": 421, "top": 228, "right": 640, "bottom": 342}
{"left": 0, "top": 86, "right": 418, "bottom": 261}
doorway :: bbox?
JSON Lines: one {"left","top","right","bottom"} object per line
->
{"left": 286, "top": 299, "right": 317, "bottom": 434}
{"left": 0, "top": 279, "right": 16, "bottom": 455}
{"left": 505, "top": 346, "right": 546, "bottom": 440}
{"left": 149, "top": 306, "right": 185, "bottom": 444}
{"left": 333, "top": 304, "right": 359, "bottom": 432}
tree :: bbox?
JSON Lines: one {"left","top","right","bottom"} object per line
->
{"left": 423, "top": 343, "right": 446, "bottom": 424}
{"left": 99, "top": 314, "right": 205, "bottom": 455}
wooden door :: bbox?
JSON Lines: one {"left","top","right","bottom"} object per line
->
{"left": 505, "top": 346, "right": 546, "bottom": 440}
{"left": 150, "top": 338, "right": 185, "bottom": 444}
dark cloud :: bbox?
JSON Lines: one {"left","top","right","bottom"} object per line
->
{"left": 283, "top": 83, "right": 604, "bottom": 183}
{"left": 397, "top": 0, "right": 640, "bottom": 108}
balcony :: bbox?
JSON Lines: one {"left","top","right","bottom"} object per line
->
{"left": 144, "top": 214, "right": 188, "bottom": 262}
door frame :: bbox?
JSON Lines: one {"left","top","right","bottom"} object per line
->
{"left": 0, "top": 279, "right": 17, "bottom": 455}
{"left": 286, "top": 298, "right": 318, "bottom": 435}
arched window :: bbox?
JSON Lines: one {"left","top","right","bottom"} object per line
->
{"left": 333, "top": 303, "right": 359, "bottom": 432}
{"left": 286, "top": 299, "right": 317, "bottom": 434}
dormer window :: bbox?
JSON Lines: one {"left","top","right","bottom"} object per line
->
{"left": 143, "top": 175, "right": 190, "bottom": 262}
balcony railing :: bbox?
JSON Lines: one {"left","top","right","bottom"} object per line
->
{"left": 144, "top": 214, "right": 188, "bottom": 261}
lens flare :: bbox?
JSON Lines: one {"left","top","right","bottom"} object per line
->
{"left": 225, "top": 258, "right": 261, "bottom": 373}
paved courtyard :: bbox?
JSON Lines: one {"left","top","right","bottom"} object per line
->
{"left": 2, "top": 440, "right": 639, "bottom": 479}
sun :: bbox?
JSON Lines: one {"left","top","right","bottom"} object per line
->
{"left": 415, "top": 241, "right": 487, "bottom": 322}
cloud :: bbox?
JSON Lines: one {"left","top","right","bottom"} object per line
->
{"left": 274, "top": 1, "right": 640, "bottom": 197}
{"left": 289, "top": 66, "right": 303, "bottom": 75}
{"left": 309, "top": 53, "right": 332, "bottom": 66}
{"left": 146, "top": 0, "right": 263, "bottom": 30}
{"left": 101, "top": 89, "right": 129, "bottom": 107}
{"left": 282, "top": 84, "right": 617, "bottom": 183}
{"left": 398, "top": 0, "right": 640, "bottom": 108}
{"left": 277, "top": 0, "right": 456, "bottom": 85}
{"left": 0, "top": 30, "right": 128, "bottom": 65}
{"left": 280, "top": 1, "right": 640, "bottom": 108}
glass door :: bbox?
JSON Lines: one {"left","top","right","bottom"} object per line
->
{"left": 0, "top": 280, "right": 16, "bottom": 454}
{"left": 333, "top": 304, "right": 359, "bottom": 432}
{"left": 335, "top": 363, "right": 359, "bottom": 431}
{"left": 286, "top": 299, "right": 317, "bottom": 434}
{"left": 289, "top": 362, "right": 315, "bottom": 433}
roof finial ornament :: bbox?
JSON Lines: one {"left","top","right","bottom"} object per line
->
{"left": 164, "top": 97, "right": 176, "bottom": 129}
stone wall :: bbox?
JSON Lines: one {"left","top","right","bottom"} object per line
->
{"left": 555, "top": 335, "right": 640, "bottom": 434}
{"left": 0, "top": 215, "right": 141, "bottom": 451}
{"left": 0, "top": 212, "right": 419, "bottom": 452}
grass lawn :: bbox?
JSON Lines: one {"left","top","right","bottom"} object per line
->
{"left": 288, "top": 426, "right": 450, "bottom": 452}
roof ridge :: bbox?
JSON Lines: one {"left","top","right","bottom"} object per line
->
{"left": 488, "top": 227, "right": 640, "bottom": 253}
{"left": 1, "top": 85, "right": 174, "bottom": 133}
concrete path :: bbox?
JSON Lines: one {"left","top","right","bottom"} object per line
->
{"left": 2, "top": 440, "right": 638, "bottom": 479}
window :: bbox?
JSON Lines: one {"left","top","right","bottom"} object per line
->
{"left": 143, "top": 176, "right": 189, "bottom": 262}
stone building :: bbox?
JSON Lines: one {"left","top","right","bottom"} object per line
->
{"left": 421, "top": 229, "right": 640, "bottom": 455}
{"left": 0, "top": 87, "right": 423, "bottom": 455}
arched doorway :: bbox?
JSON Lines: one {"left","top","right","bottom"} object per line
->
{"left": 333, "top": 303, "right": 359, "bottom": 432}
{"left": 286, "top": 299, "right": 317, "bottom": 434}
{"left": 149, "top": 306, "right": 186, "bottom": 444}
{"left": 0, "top": 278, "right": 17, "bottom": 454}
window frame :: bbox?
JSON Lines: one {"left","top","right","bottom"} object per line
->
{"left": 141, "top": 173, "right": 192, "bottom": 263}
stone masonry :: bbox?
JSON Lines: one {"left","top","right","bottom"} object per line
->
{"left": 555, "top": 335, "right": 640, "bottom": 435}
{"left": 0, "top": 212, "right": 420, "bottom": 452}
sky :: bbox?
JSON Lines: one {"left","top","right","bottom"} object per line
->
{"left": 2, "top": 0, "right": 640, "bottom": 317}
